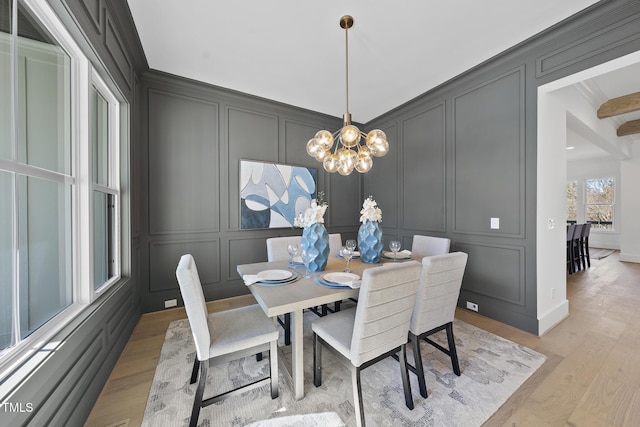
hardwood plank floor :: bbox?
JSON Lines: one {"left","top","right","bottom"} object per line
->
{"left": 85, "top": 252, "right": 640, "bottom": 427}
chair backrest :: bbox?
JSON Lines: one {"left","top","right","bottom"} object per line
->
{"left": 266, "top": 233, "right": 341, "bottom": 260}
{"left": 350, "top": 261, "right": 421, "bottom": 367}
{"left": 566, "top": 224, "right": 576, "bottom": 242}
{"left": 328, "top": 233, "right": 342, "bottom": 256}
{"left": 573, "top": 223, "right": 584, "bottom": 242}
{"left": 409, "top": 252, "right": 468, "bottom": 335}
{"left": 411, "top": 235, "right": 451, "bottom": 260}
{"left": 581, "top": 223, "right": 591, "bottom": 238}
{"left": 176, "top": 254, "right": 211, "bottom": 361}
{"left": 266, "top": 236, "right": 302, "bottom": 261}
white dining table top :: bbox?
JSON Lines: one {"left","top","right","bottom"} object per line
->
{"left": 237, "top": 256, "right": 385, "bottom": 317}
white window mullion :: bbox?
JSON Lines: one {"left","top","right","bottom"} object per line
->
{"left": 76, "top": 57, "right": 92, "bottom": 304}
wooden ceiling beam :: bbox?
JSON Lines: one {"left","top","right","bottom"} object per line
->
{"left": 617, "top": 119, "right": 640, "bottom": 137}
{"left": 597, "top": 91, "right": 640, "bottom": 118}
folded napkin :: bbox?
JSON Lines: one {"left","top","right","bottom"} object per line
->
{"left": 383, "top": 249, "right": 412, "bottom": 258}
{"left": 242, "top": 274, "right": 262, "bottom": 286}
{"left": 289, "top": 256, "right": 304, "bottom": 265}
{"left": 338, "top": 251, "right": 360, "bottom": 258}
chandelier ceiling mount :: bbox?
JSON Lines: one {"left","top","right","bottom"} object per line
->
{"left": 306, "top": 15, "right": 389, "bottom": 176}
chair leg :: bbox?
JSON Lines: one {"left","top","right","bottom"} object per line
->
{"left": 352, "top": 367, "right": 365, "bottom": 427}
{"left": 313, "top": 333, "right": 322, "bottom": 387}
{"left": 190, "top": 360, "right": 207, "bottom": 427}
{"left": 269, "top": 340, "right": 279, "bottom": 399}
{"left": 284, "top": 313, "right": 291, "bottom": 346}
{"left": 410, "top": 333, "right": 428, "bottom": 398}
{"left": 399, "top": 344, "right": 414, "bottom": 410}
{"left": 445, "top": 323, "right": 461, "bottom": 376}
{"left": 190, "top": 357, "right": 200, "bottom": 384}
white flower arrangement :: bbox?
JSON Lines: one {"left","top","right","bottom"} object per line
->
{"left": 360, "top": 196, "right": 382, "bottom": 223}
{"left": 294, "top": 199, "right": 328, "bottom": 228}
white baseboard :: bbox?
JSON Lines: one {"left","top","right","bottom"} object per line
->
{"left": 619, "top": 252, "right": 640, "bottom": 263}
{"left": 538, "top": 299, "right": 569, "bottom": 335}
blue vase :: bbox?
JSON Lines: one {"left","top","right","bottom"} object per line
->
{"left": 358, "top": 220, "right": 383, "bottom": 264}
{"left": 301, "top": 223, "right": 330, "bottom": 272}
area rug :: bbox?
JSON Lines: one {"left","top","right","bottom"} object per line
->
{"left": 142, "top": 311, "right": 546, "bottom": 427}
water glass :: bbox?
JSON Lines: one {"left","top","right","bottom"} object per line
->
{"left": 287, "top": 242, "right": 300, "bottom": 269}
{"left": 390, "top": 240, "right": 401, "bottom": 261}
{"left": 301, "top": 249, "right": 313, "bottom": 278}
{"left": 341, "top": 246, "right": 353, "bottom": 273}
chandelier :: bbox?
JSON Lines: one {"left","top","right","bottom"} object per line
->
{"left": 306, "top": 15, "right": 389, "bottom": 175}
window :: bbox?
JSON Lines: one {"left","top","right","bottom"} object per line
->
{"left": 585, "top": 177, "right": 615, "bottom": 230}
{"left": 566, "top": 180, "right": 577, "bottom": 224}
{"left": 0, "top": 0, "right": 125, "bottom": 368}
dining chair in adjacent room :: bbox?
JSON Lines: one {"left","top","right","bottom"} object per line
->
{"left": 566, "top": 224, "right": 576, "bottom": 274}
{"left": 411, "top": 235, "right": 451, "bottom": 260}
{"left": 176, "top": 254, "right": 279, "bottom": 427}
{"left": 572, "top": 223, "right": 584, "bottom": 272}
{"left": 579, "top": 223, "right": 591, "bottom": 269}
{"left": 312, "top": 261, "right": 422, "bottom": 427}
{"left": 407, "top": 252, "right": 468, "bottom": 398}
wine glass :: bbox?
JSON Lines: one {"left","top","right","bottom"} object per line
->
{"left": 340, "top": 246, "right": 353, "bottom": 273}
{"left": 390, "top": 240, "right": 401, "bottom": 261}
{"left": 287, "top": 242, "right": 300, "bottom": 269}
{"left": 301, "top": 249, "right": 313, "bottom": 278}
{"left": 346, "top": 239, "right": 357, "bottom": 252}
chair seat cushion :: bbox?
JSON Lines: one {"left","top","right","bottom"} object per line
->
{"left": 209, "top": 304, "right": 278, "bottom": 358}
{"left": 311, "top": 308, "right": 356, "bottom": 360}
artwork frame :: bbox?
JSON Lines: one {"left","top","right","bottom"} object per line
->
{"left": 240, "top": 159, "right": 317, "bottom": 230}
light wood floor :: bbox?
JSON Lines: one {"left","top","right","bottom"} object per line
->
{"left": 85, "top": 252, "right": 640, "bottom": 427}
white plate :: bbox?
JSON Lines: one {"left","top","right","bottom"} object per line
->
{"left": 257, "top": 269, "right": 293, "bottom": 281}
{"left": 382, "top": 251, "right": 412, "bottom": 259}
{"left": 323, "top": 272, "right": 360, "bottom": 286}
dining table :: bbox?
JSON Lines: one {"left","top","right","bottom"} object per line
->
{"left": 237, "top": 251, "right": 412, "bottom": 400}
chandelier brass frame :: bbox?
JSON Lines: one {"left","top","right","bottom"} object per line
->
{"left": 306, "top": 15, "right": 389, "bottom": 175}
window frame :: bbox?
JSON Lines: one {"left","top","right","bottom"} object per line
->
{"left": 0, "top": 0, "right": 128, "bottom": 378}
{"left": 584, "top": 176, "right": 616, "bottom": 231}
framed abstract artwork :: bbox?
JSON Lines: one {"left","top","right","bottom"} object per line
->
{"left": 240, "top": 160, "right": 317, "bottom": 229}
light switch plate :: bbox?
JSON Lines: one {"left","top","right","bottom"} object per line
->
{"left": 490, "top": 217, "right": 500, "bottom": 229}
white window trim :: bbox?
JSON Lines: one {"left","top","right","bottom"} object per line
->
{"left": 1, "top": 0, "right": 127, "bottom": 380}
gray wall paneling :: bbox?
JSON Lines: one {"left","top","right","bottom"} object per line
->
{"left": 364, "top": 0, "right": 640, "bottom": 334}
{"left": 139, "top": 71, "right": 357, "bottom": 312}
{"left": 2, "top": 0, "right": 146, "bottom": 425}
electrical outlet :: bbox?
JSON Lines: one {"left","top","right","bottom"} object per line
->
{"left": 490, "top": 218, "right": 500, "bottom": 229}
{"left": 551, "top": 288, "right": 555, "bottom": 299}
{"left": 466, "top": 301, "right": 478, "bottom": 312}
{"left": 164, "top": 299, "right": 177, "bottom": 308}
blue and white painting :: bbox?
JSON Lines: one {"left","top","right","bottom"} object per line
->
{"left": 240, "top": 160, "right": 317, "bottom": 229}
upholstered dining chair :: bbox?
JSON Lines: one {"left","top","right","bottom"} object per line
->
{"left": 579, "top": 223, "right": 592, "bottom": 269}
{"left": 411, "top": 235, "right": 451, "bottom": 260}
{"left": 176, "top": 254, "right": 279, "bottom": 427}
{"left": 566, "top": 224, "right": 577, "bottom": 274}
{"left": 408, "top": 252, "right": 468, "bottom": 398}
{"left": 312, "top": 261, "right": 422, "bottom": 427}
{"left": 266, "top": 234, "right": 343, "bottom": 344}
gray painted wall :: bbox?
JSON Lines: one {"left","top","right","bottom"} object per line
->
{"left": 1, "top": 0, "right": 145, "bottom": 425}
{"left": 138, "top": 71, "right": 361, "bottom": 311}
{"left": 137, "top": 1, "right": 640, "bottom": 333}
{"left": 364, "top": 0, "right": 640, "bottom": 333}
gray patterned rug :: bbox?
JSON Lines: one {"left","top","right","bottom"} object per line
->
{"left": 142, "top": 311, "right": 546, "bottom": 427}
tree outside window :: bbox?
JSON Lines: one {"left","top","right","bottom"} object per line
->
{"left": 585, "top": 177, "right": 615, "bottom": 230}
{"left": 566, "top": 180, "right": 577, "bottom": 223}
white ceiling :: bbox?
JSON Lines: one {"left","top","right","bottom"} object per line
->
{"left": 127, "top": 0, "right": 602, "bottom": 123}
{"left": 567, "top": 60, "right": 640, "bottom": 161}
